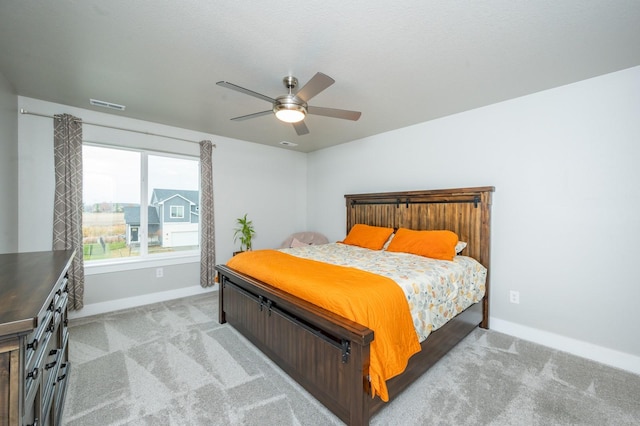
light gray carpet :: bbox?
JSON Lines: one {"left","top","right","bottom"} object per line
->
{"left": 63, "top": 292, "right": 640, "bottom": 425}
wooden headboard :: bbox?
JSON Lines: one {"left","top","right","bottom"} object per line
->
{"left": 345, "top": 186, "right": 495, "bottom": 327}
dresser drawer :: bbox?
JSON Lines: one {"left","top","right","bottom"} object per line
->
{"left": 24, "top": 309, "right": 53, "bottom": 375}
{"left": 22, "top": 391, "right": 40, "bottom": 426}
{"left": 41, "top": 336, "right": 63, "bottom": 423}
{"left": 51, "top": 361, "right": 71, "bottom": 425}
{"left": 25, "top": 313, "right": 57, "bottom": 406}
{"left": 50, "top": 278, "right": 68, "bottom": 309}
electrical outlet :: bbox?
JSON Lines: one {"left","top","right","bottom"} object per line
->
{"left": 509, "top": 290, "right": 520, "bottom": 304}
{"left": 156, "top": 267, "right": 164, "bottom": 278}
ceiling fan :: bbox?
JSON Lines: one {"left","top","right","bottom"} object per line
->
{"left": 216, "top": 72, "right": 361, "bottom": 136}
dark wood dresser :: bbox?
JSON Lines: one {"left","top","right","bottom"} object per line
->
{"left": 0, "top": 250, "right": 75, "bottom": 426}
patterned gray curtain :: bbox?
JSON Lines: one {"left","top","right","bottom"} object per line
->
{"left": 53, "top": 114, "right": 85, "bottom": 310}
{"left": 199, "top": 140, "right": 216, "bottom": 287}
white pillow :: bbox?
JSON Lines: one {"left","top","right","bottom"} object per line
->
{"left": 382, "top": 233, "right": 395, "bottom": 250}
{"left": 455, "top": 241, "right": 467, "bottom": 254}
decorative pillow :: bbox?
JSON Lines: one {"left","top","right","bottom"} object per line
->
{"left": 290, "top": 237, "right": 308, "bottom": 248}
{"left": 455, "top": 241, "right": 467, "bottom": 254}
{"left": 342, "top": 224, "right": 394, "bottom": 250}
{"left": 385, "top": 228, "right": 459, "bottom": 261}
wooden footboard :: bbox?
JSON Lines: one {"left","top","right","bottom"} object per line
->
{"left": 217, "top": 264, "right": 374, "bottom": 425}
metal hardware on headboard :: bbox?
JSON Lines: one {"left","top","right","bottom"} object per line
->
{"left": 350, "top": 195, "right": 481, "bottom": 208}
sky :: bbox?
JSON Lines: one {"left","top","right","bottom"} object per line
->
{"left": 83, "top": 145, "right": 199, "bottom": 205}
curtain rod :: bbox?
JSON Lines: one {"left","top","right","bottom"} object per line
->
{"left": 19, "top": 108, "right": 215, "bottom": 147}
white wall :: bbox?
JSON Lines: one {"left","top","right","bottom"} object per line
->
{"left": 308, "top": 67, "right": 640, "bottom": 369}
{"left": 17, "top": 96, "right": 307, "bottom": 309}
{"left": 0, "top": 72, "right": 19, "bottom": 253}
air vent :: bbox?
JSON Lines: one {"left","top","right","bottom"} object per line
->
{"left": 90, "top": 98, "right": 126, "bottom": 111}
{"left": 279, "top": 141, "right": 298, "bottom": 147}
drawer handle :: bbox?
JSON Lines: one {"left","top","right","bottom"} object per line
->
{"left": 45, "top": 360, "right": 57, "bottom": 370}
{"left": 49, "top": 349, "right": 58, "bottom": 356}
{"left": 27, "top": 338, "right": 39, "bottom": 351}
{"left": 57, "top": 373, "right": 67, "bottom": 382}
{"left": 56, "top": 288, "right": 62, "bottom": 296}
{"left": 28, "top": 367, "right": 39, "bottom": 380}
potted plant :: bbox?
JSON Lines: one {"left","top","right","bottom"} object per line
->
{"left": 233, "top": 213, "right": 256, "bottom": 254}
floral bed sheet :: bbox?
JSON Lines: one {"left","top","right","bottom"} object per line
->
{"left": 280, "top": 242, "right": 487, "bottom": 342}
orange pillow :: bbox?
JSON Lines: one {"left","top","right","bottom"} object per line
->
{"left": 342, "top": 224, "right": 394, "bottom": 250}
{"left": 386, "top": 228, "right": 459, "bottom": 261}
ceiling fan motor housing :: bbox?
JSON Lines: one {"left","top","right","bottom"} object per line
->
{"left": 282, "top": 76, "right": 298, "bottom": 90}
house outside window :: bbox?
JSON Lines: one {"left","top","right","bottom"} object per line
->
{"left": 82, "top": 144, "right": 200, "bottom": 264}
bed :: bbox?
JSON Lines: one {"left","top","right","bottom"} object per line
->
{"left": 215, "top": 186, "right": 494, "bottom": 425}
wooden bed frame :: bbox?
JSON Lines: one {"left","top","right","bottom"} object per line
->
{"left": 216, "top": 186, "right": 494, "bottom": 425}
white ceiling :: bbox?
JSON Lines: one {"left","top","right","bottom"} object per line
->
{"left": 1, "top": 1, "right": 639, "bottom": 153}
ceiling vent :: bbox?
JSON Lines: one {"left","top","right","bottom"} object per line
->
{"left": 90, "top": 98, "right": 126, "bottom": 111}
{"left": 279, "top": 141, "right": 298, "bottom": 147}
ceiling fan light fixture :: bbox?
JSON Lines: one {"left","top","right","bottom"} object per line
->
{"left": 275, "top": 108, "right": 305, "bottom": 123}
{"left": 274, "top": 97, "right": 307, "bottom": 123}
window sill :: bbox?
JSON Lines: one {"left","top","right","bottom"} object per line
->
{"left": 84, "top": 252, "right": 200, "bottom": 275}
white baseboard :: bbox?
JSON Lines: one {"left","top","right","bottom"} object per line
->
{"left": 490, "top": 317, "right": 640, "bottom": 376}
{"left": 69, "top": 285, "right": 218, "bottom": 320}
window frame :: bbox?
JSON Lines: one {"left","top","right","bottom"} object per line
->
{"left": 82, "top": 142, "right": 201, "bottom": 274}
{"left": 170, "top": 205, "right": 185, "bottom": 219}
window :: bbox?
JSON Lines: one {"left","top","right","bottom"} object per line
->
{"left": 83, "top": 145, "right": 200, "bottom": 263}
{"left": 170, "top": 206, "right": 184, "bottom": 219}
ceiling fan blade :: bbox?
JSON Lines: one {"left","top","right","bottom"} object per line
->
{"left": 216, "top": 81, "right": 276, "bottom": 104}
{"left": 295, "top": 72, "right": 335, "bottom": 102}
{"left": 293, "top": 121, "right": 309, "bottom": 136}
{"left": 307, "top": 106, "right": 362, "bottom": 121}
{"left": 230, "top": 110, "right": 273, "bottom": 121}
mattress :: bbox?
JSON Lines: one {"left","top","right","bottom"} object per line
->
{"left": 280, "top": 242, "right": 487, "bottom": 342}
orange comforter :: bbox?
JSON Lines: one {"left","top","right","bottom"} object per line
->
{"left": 227, "top": 250, "right": 421, "bottom": 401}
